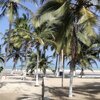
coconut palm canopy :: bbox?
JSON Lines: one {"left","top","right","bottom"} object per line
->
{"left": 0, "top": 0, "right": 99, "bottom": 98}
{"left": 32, "top": 0, "right": 100, "bottom": 97}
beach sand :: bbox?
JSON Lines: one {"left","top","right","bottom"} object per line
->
{"left": 0, "top": 70, "right": 100, "bottom": 100}
{"left": 44, "top": 77, "right": 100, "bottom": 100}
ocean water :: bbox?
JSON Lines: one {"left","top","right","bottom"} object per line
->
{"left": 4, "top": 66, "right": 22, "bottom": 70}
{"left": 4, "top": 64, "right": 100, "bottom": 70}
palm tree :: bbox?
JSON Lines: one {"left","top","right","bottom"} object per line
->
{"left": 13, "top": 14, "right": 33, "bottom": 72}
{"left": 0, "top": 0, "right": 35, "bottom": 72}
{"left": 7, "top": 49, "right": 24, "bottom": 70}
{"left": 13, "top": 12, "right": 48, "bottom": 85}
{"left": 27, "top": 52, "right": 37, "bottom": 74}
{"left": 39, "top": 47, "right": 53, "bottom": 76}
{"left": 27, "top": 49, "right": 52, "bottom": 76}
{"left": 33, "top": 0, "right": 100, "bottom": 97}
{"left": 76, "top": 39, "right": 100, "bottom": 77}
{"left": 3, "top": 32, "right": 25, "bottom": 70}
{"left": 3, "top": 14, "right": 33, "bottom": 72}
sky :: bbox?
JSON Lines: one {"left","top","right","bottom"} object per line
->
{"left": 0, "top": 1, "right": 100, "bottom": 70}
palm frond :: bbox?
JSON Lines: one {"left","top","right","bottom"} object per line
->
{"left": 37, "top": 0, "right": 61, "bottom": 15}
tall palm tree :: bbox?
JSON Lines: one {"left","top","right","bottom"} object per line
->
{"left": 3, "top": 14, "right": 33, "bottom": 71}
{"left": 33, "top": 0, "right": 100, "bottom": 97}
{"left": 13, "top": 12, "right": 48, "bottom": 85}
{"left": 3, "top": 33, "right": 25, "bottom": 70}
{"left": 0, "top": 0, "right": 35, "bottom": 71}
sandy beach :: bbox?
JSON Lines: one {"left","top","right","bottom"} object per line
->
{"left": 0, "top": 70, "right": 100, "bottom": 100}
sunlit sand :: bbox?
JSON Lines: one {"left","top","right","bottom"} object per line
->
{"left": 0, "top": 70, "right": 100, "bottom": 100}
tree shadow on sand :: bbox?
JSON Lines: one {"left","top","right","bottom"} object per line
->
{"left": 16, "top": 93, "right": 41, "bottom": 100}
{"left": 0, "top": 81, "right": 34, "bottom": 88}
{"left": 73, "top": 82, "right": 100, "bottom": 100}
{"left": 45, "top": 82, "right": 100, "bottom": 100}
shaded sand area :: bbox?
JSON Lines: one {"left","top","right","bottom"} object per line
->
{"left": 44, "top": 78, "right": 100, "bottom": 100}
{"left": 0, "top": 70, "right": 100, "bottom": 100}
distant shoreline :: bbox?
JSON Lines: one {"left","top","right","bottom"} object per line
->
{"left": 2, "top": 68, "right": 100, "bottom": 76}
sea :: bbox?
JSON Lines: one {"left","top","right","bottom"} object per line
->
{"left": 4, "top": 65, "right": 100, "bottom": 70}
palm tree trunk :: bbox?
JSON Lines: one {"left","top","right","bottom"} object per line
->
{"left": 56, "top": 54, "right": 61, "bottom": 77}
{"left": 12, "top": 61, "right": 17, "bottom": 70}
{"left": 69, "top": 60, "right": 76, "bottom": 97}
{"left": 35, "top": 53, "right": 39, "bottom": 86}
{"left": 22, "top": 48, "right": 28, "bottom": 79}
{"left": 25, "top": 50, "right": 28, "bottom": 68}
{"left": 61, "top": 49, "right": 64, "bottom": 87}
{"left": 7, "top": 22, "right": 12, "bottom": 56}
{"left": 69, "top": 21, "right": 78, "bottom": 97}
{"left": 20, "top": 60, "right": 24, "bottom": 71}
{"left": 57, "top": 54, "right": 61, "bottom": 77}
{"left": 42, "top": 77, "right": 45, "bottom": 100}
{"left": 4, "top": 56, "right": 6, "bottom": 68}
{"left": 55, "top": 54, "right": 58, "bottom": 73}
{"left": 11, "top": 60, "right": 17, "bottom": 74}
{"left": 55, "top": 54, "right": 59, "bottom": 77}
{"left": 43, "top": 68, "right": 46, "bottom": 77}
{"left": 0, "top": 56, "right": 6, "bottom": 81}
{"left": 69, "top": 65, "right": 75, "bottom": 97}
